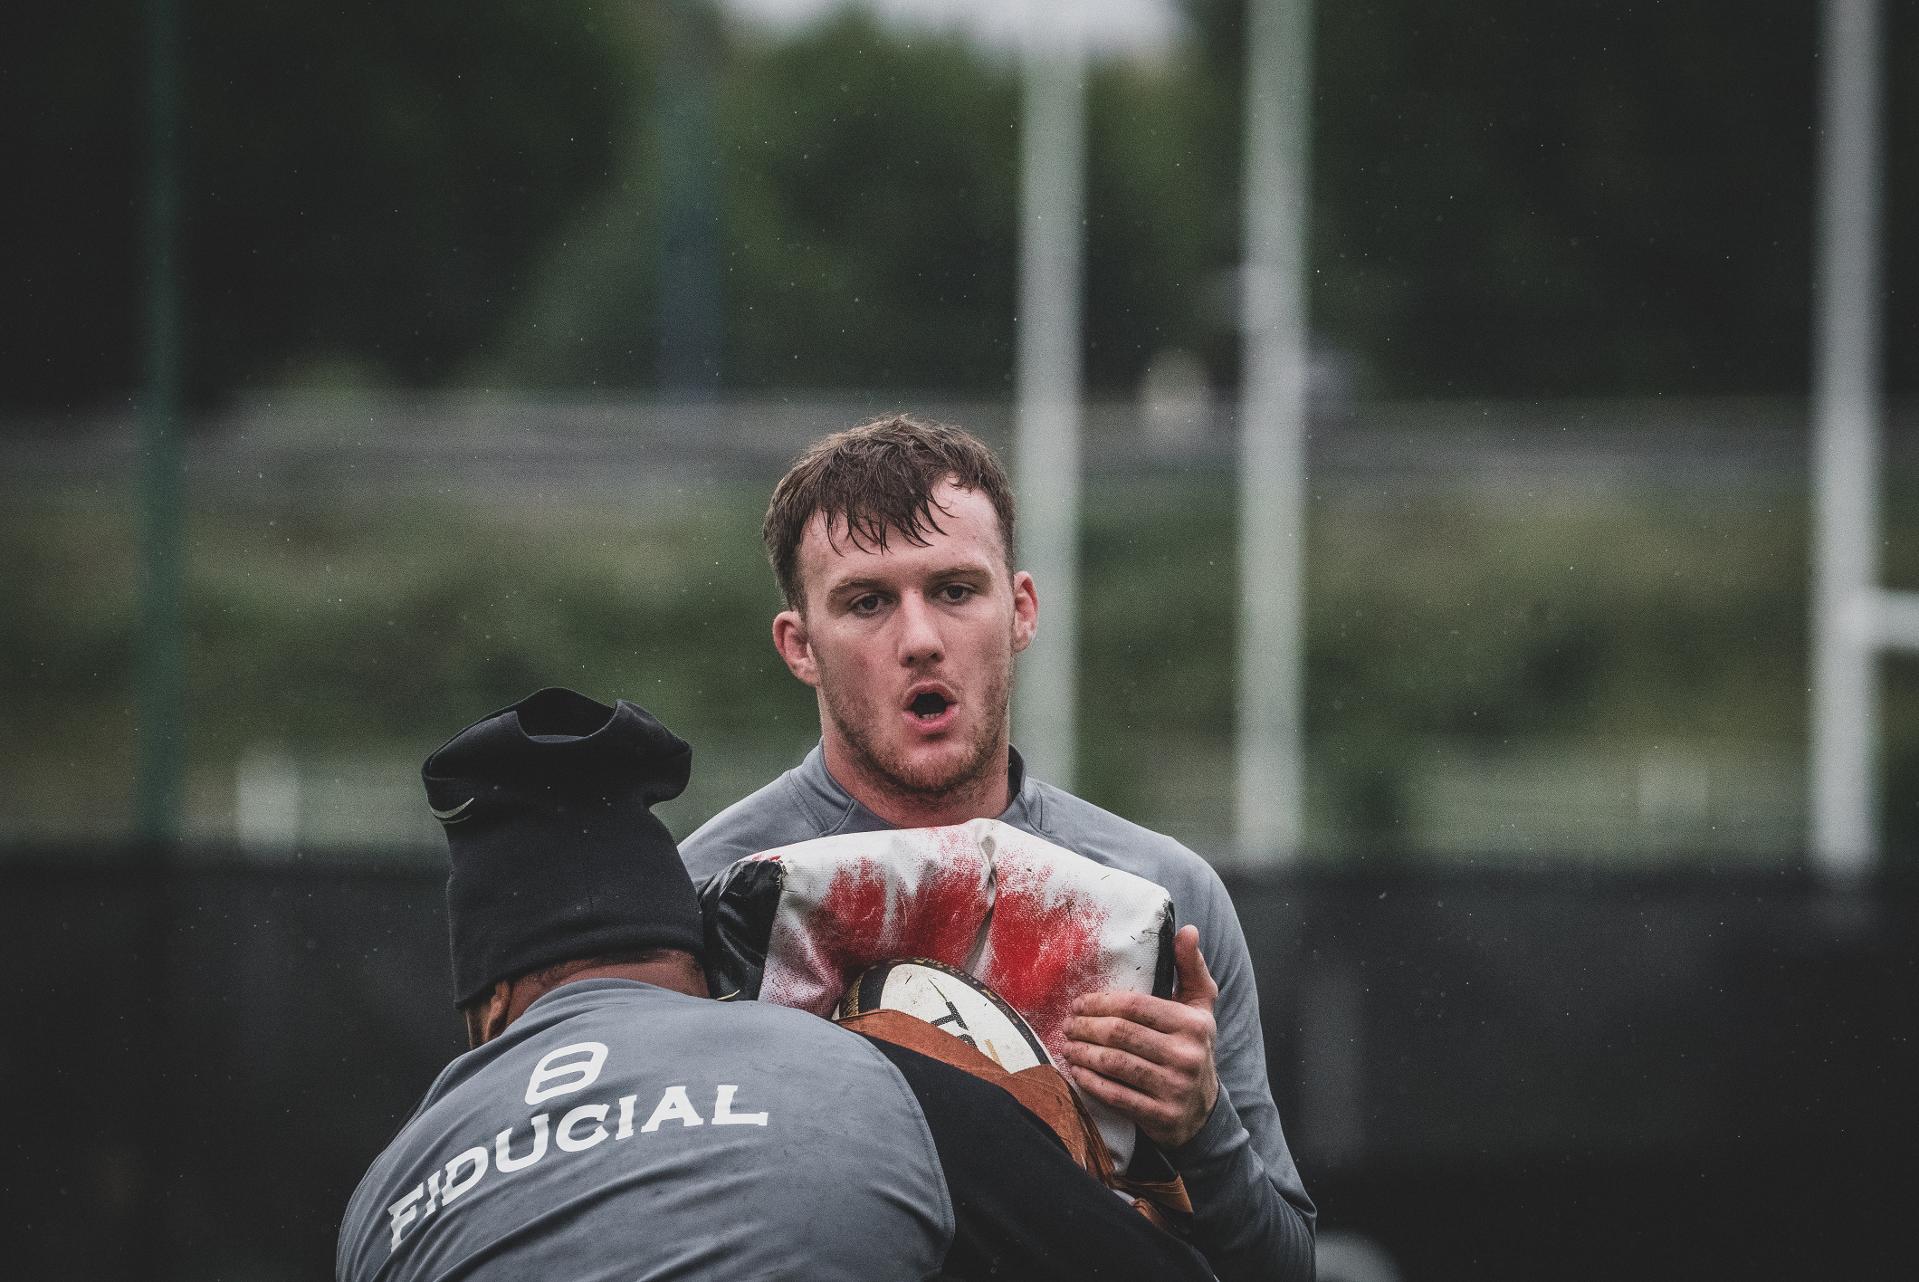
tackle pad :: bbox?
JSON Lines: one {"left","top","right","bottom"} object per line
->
{"left": 699, "top": 817, "right": 1176, "bottom": 1166}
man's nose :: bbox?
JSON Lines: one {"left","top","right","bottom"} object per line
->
{"left": 895, "top": 593, "right": 944, "bottom": 665}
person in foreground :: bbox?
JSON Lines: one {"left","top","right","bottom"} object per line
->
{"left": 336, "top": 686, "right": 1214, "bottom": 1282}
{"left": 682, "top": 416, "right": 1315, "bottom": 1282}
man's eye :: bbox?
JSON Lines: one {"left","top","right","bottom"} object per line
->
{"left": 850, "top": 594, "right": 884, "bottom": 614}
{"left": 938, "top": 583, "right": 975, "bottom": 604}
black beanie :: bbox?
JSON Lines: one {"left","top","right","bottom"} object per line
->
{"left": 422, "top": 687, "right": 704, "bottom": 1007}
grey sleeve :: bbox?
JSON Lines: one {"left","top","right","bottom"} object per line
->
{"left": 680, "top": 780, "right": 819, "bottom": 883}
{"left": 1171, "top": 869, "right": 1316, "bottom": 1282}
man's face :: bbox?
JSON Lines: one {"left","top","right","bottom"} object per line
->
{"left": 773, "top": 480, "right": 1038, "bottom": 818}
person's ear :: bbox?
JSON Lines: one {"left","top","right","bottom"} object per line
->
{"left": 464, "top": 981, "right": 514, "bottom": 1049}
{"left": 1010, "top": 571, "right": 1038, "bottom": 654}
{"left": 773, "top": 609, "right": 820, "bottom": 687}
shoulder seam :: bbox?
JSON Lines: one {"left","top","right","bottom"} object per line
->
{"left": 803, "top": 775, "right": 863, "bottom": 837}
{"left": 1038, "top": 781, "right": 1202, "bottom": 855}
{"left": 780, "top": 769, "right": 838, "bottom": 837}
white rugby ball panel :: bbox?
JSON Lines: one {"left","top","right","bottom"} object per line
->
{"left": 839, "top": 959, "right": 1053, "bottom": 1072}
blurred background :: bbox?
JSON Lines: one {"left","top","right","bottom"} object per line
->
{"left": 6, "top": 0, "right": 1916, "bottom": 1278}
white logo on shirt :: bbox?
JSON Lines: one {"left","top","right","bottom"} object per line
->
{"left": 525, "top": 1041, "right": 607, "bottom": 1105}
{"left": 383, "top": 1046, "right": 771, "bottom": 1256}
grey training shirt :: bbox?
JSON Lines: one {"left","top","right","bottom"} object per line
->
{"left": 338, "top": 978, "right": 1214, "bottom": 1282}
{"left": 682, "top": 745, "right": 1317, "bottom": 1282}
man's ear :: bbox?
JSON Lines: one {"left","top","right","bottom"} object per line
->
{"left": 465, "top": 981, "right": 514, "bottom": 1049}
{"left": 772, "top": 609, "right": 820, "bottom": 687}
{"left": 1010, "top": 571, "right": 1039, "bottom": 654}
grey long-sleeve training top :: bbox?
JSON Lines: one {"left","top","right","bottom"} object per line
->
{"left": 338, "top": 978, "right": 1216, "bottom": 1282}
{"left": 681, "top": 745, "right": 1316, "bottom": 1282}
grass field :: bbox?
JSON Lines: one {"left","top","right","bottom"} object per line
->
{"left": 6, "top": 447, "right": 1916, "bottom": 865}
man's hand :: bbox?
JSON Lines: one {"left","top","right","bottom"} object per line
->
{"left": 1060, "top": 924, "right": 1221, "bottom": 1149}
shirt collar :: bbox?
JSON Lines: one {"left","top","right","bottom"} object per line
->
{"left": 794, "top": 742, "right": 1037, "bottom": 832}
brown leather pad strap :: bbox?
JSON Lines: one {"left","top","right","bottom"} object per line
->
{"left": 841, "top": 1008, "right": 1193, "bottom": 1232}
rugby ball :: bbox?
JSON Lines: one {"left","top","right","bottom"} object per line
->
{"left": 836, "top": 958, "right": 1054, "bottom": 1073}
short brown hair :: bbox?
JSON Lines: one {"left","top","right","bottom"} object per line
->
{"left": 763, "top": 415, "right": 1017, "bottom": 609}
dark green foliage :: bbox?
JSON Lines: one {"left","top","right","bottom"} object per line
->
{"left": 1082, "top": 54, "right": 1240, "bottom": 389}
{"left": 716, "top": 13, "right": 1021, "bottom": 390}
{"left": 1306, "top": 0, "right": 1822, "bottom": 396}
{"left": 6, "top": 7, "right": 146, "bottom": 410}
{"left": 5, "top": 0, "right": 644, "bottom": 408}
{"left": 11, "top": 0, "right": 1916, "bottom": 411}
{"left": 186, "top": 0, "right": 644, "bottom": 394}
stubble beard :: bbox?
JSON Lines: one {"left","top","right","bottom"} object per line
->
{"left": 823, "top": 658, "right": 1012, "bottom": 813}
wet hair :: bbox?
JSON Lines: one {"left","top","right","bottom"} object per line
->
{"left": 763, "top": 415, "right": 1017, "bottom": 609}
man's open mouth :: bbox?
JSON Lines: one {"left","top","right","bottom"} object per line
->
{"left": 908, "top": 691, "right": 953, "bottom": 721}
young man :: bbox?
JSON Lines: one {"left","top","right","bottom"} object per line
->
{"left": 337, "top": 687, "right": 1214, "bottom": 1282}
{"left": 682, "top": 417, "right": 1315, "bottom": 1282}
